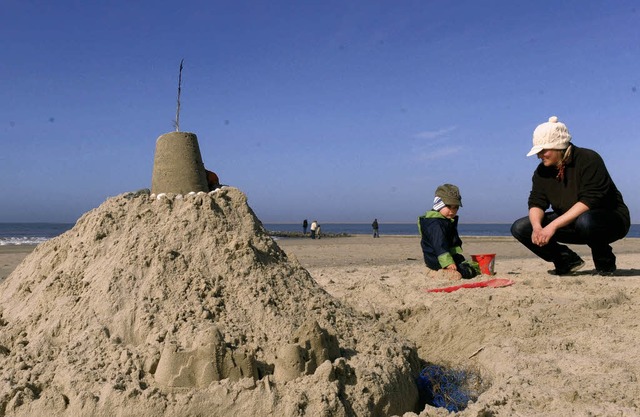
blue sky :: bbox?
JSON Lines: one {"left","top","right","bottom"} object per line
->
{"left": 2, "top": 1, "right": 639, "bottom": 224}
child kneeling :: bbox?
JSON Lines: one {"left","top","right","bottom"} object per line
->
{"left": 418, "top": 184, "right": 480, "bottom": 280}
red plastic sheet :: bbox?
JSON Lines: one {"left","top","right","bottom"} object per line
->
{"left": 425, "top": 278, "right": 514, "bottom": 293}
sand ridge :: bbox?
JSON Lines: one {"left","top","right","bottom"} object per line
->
{"left": 0, "top": 188, "right": 420, "bottom": 417}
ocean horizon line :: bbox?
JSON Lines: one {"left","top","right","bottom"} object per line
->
{"left": 3, "top": 221, "right": 640, "bottom": 225}
{"left": 2, "top": 222, "right": 639, "bottom": 245}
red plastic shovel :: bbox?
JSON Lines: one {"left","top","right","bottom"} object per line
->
{"left": 425, "top": 278, "right": 514, "bottom": 293}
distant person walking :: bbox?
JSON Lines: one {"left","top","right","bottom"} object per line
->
{"left": 302, "top": 219, "right": 308, "bottom": 235}
{"left": 316, "top": 223, "right": 322, "bottom": 239}
{"left": 372, "top": 219, "right": 379, "bottom": 238}
{"left": 310, "top": 220, "right": 318, "bottom": 239}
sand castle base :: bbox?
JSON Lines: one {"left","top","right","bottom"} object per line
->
{"left": 0, "top": 188, "right": 419, "bottom": 417}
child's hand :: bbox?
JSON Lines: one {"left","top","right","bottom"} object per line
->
{"left": 444, "top": 264, "right": 461, "bottom": 280}
{"left": 446, "top": 270, "right": 462, "bottom": 280}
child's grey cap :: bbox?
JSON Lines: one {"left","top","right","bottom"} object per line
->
{"left": 435, "top": 184, "right": 462, "bottom": 207}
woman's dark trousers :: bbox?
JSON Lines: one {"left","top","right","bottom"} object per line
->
{"left": 510, "top": 210, "right": 628, "bottom": 272}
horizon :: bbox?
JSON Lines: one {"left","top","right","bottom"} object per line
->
{"left": 3, "top": 220, "right": 640, "bottom": 226}
{"left": 2, "top": 1, "right": 639, "bottom": 224}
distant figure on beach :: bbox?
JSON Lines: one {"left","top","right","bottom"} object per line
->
{"left": 511, "top": 116, "right": 630, "bottom": 276}
{"left": 302, "top": 219, "right": 308, "bottom": 235}
{"left": 372, "top": 219, "right": 379, "bottom": 238}
{"left": 418, "top": 184, "right": 480, "bottom": 280}
{"left": 205, "top": 169, "right": 221, "bottom": 191}
{"left": 310, "top": 220, "right": 318, "bottom": 239}
{"left": 316, "top": 223, "right": 321, "bottom": 239}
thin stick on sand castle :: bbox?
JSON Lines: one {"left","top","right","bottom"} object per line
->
{"left": 174, "top": 58, "right": 184, "bottom": 132}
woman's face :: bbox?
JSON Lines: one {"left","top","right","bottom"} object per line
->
{"left": 537, "top": 149, "right": 563, "bottom": 167}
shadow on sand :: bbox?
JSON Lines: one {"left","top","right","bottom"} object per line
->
{"left": 571, "top": 268, "right": 640, "bottom": 278}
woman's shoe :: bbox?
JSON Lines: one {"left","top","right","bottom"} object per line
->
{"left": 552, "top": 253, "right": 585, "bottom": 275}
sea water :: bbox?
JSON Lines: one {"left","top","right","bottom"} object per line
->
{"left": 264, "top": 223, "right": 640, "bottom": 238}
{"left": 263, "top": 223, "right": 515, "bottom": 236}
{"left": 1, "top": 222, "right": 639, "bottom": 245}
{"left": 0, "top": 223, "right": 75, "bottom": 245}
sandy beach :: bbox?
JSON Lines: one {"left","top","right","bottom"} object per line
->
{"left": 277, "top": 235, "right": 640, "bottom": 415}
{"left": 0, "top": 245, "right": 36, "bottom": 283}
{"left": 3, "top": 231, "right": 640, "bottom": 415}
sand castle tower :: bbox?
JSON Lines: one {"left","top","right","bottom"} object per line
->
{"left": 151, "top": 131, "right": 209, "bottom": 195}
{"left": 151, "top": 61, "right": 209, "bottom": 195}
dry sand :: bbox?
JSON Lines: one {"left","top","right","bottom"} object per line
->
{"left": 1, "top": 191, "right": 640, "bottom": 416}
{"left": 0, "top": 246, "right": 35, "bottom": 284}
{"left": 1, "top": 189, "right": 418, "bottom": 417}
{"left": 277, "top": 235, "right": 640, "bottom": 416}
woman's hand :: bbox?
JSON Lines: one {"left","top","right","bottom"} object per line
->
{"left": 532, "top": 224, "right": 557, "bottom": 246}
{"left": 530, "top": 202, "right": 589, "bottom": 247}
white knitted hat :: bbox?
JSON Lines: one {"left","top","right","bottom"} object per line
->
{"left": 526, "top": 116, "right": 572, "bottom": 157}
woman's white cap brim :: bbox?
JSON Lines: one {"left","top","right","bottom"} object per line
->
{"left": 526, "top": 145, "right": 544, "bottom": 157}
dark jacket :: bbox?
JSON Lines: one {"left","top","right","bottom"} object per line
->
{"left": 528, "top": 145, "right": 630, "bottom": 229}
{"left": 418, "top": 211, "right": 463, "bottom": 270}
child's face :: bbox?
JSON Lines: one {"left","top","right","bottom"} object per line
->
{"left": 439, "top": 205, "right": 459, "bottom": 219}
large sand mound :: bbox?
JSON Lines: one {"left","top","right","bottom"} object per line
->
{"left": 0, "top": 188, "right": 420, "bottom": 417}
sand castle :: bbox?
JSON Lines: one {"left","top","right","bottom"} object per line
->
{"left": 0, "top": 132, "right": 421, "bottom": 416}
